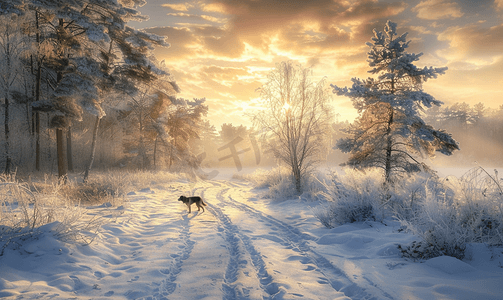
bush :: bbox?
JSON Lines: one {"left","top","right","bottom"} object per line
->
{"left": 0, "top": 174, "right": 98, "bottom": 255}
{"left": 0, "top": 170, "right": 185, "bottom": 255}
{"left": 237, "top": 167, "right": 328, "bottom": 201}
{"left": 384, "top": 171, "right": 442, "bottom": 220}
{"left": 313, "top": 168, "right": 386, "bottom": 228}
{"left": 0, "top": 172, "right": 132, "bottom": 255}
{"left": 397, "top": 167, "right": 503, "bottom": 260}
{"left": 314, "top": 166, "right": 503, "bottom": 260}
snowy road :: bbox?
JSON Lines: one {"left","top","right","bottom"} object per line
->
{"left": 145, "top": 180, "right": 369, "bottom": 300}
{"left": 2, "top": 177, "right": 503, "bottom": 299}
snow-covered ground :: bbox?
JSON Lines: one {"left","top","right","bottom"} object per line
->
{"left": 1, "top": 175, "right": 503, "bottom": 299}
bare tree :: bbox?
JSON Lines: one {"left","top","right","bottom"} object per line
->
{"left": 253, "top": 61, "right": 332, "bottom": 194}
{"left": 0, "top": 14, "right": 25, "bottom": 174}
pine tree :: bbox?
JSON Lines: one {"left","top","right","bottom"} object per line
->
{"left": 331, "top": 21, "right": 458, "bottom": 183}
{"left": 1, "top": 0, "right": 176, "bottom": 180}
{"left": 164, "top": 97, "right": 208, "bottom": 171}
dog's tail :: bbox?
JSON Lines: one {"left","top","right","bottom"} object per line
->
{"left": 201, "top": 199, "right": 207, "bottom": 206}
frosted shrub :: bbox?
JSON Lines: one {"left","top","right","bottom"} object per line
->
{"left": 256, "top": 167, "right": 298, "bottom": 200}
{"left": 398, "top": 189, "right": 468, "bottom": 260}
{"left": 0, "top": 174, "right": 42, "bottom": 231}
{"left": 0, "top": 175, "right": 72, "bottom": 254}
{"left": 0, "top": 173, "right": 126, "bottom": 255}
{"left": 233, "top": 168, "right": 282, "bottom": 189}
{"left": 398, "top": 167, "right": 503, "bottom": 260}
{"left": 235, "top": 167, "right": 294, "bottom": 198}
{"left": 268, "top": 169, "right": 329, "bottom": 201}
{"left": 386, "top": 171, "right": 442, "bottom": 220}
{"left": 238, "top": 167, "right": 327, "bottom": 201}
{"left": 314, "top": 168, "right": 386, "bottom": 228}
{"left": 268, "top": 175, "right": 299, "bottom": 200}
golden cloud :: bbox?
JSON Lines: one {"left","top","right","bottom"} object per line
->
{"left": 145, "top": 26, "right": 198, "bottom": 60}
{"left": 412, "top": 0, "right": 463, "bottom": 20}
{"left": 198, "top": 0, "right": 405, "bottom": 49}
{"left": 437, "top": 23, "right": 503, "bottom": 66}
{"left": 162, "top": 3, "right": 191, "bottom": 12}
{"left": 425, "top": 59, "right": 503, "bottom": 109}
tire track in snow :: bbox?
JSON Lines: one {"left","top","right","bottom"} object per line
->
{"left": 222, "top": 194, "right": 390, "bottom": 300}
{"left": 151, "top": 214, "right": 195, "bottom": 298}
{"left": 206, "top": 188, "right": 282, "bottom": 299}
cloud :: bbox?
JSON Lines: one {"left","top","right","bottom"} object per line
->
{"left": 145, "top": 26, "right": 198, "bottom": 59}
{"left": 412, "top": 0, "right": 463, "bottom": 20}
{"left": 146, "top": 24, "right": 245, "bottom": 59}
{"left": 424, "top": 59, "right": 503, "bottom": 110}
{"left": 162, "top": 3, "right": 191, "bottom": 11}
{"left": 202, "top": 66, "right": 249, "bottom": 80}
{"left": 496, "top": 0, "right": 503, "bottom": 10}
{"left": 203, "top": 31, "right": 245, "bottom": 58}
{"left": 151, "top": 0, "right": 408, "bottom": 63}
{"left": 166, "top": 12, "right": 227, "bottom": 24}
{"left": 199, "top": 0, "right": 405, "bottom": 49}
{"left": 437, "top": 23, "right": 503, "bottom": 66}
{"left": 274, "top": 23, "right": 353, "bottom": 56}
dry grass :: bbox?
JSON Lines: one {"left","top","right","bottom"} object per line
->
{"left": 1, "top": 170, "right": 182, "bottom": 253}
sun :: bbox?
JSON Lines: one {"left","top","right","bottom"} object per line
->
{"left": 282, "top": 102, "right": 291, "bottom": 112}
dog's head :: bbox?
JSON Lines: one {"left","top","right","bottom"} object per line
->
{"left": 178, "top": 196, "right": 186, "bottom": 202}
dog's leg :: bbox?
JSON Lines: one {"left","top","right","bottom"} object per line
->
{"left": 187, "top": 203, "right": 191, "bottom": 213}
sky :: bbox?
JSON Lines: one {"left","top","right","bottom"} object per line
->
{"left": 129, "top": 0, "right": 503, "bottom": 129}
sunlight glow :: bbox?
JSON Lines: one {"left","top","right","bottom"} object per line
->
{"left": 282, "top": 102, "right": 291, "bottom": 112}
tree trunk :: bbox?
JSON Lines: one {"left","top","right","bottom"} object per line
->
{"left": 384, "top": 107, "right": 394, "bottom": 184}
{"left": 35, "top": 12, "right": 42, "bottom": 171}
{"left": 384, "top": 77, "right": 397, "bottom": 184}
{"left": 153, "top": 136, "right": 157, "bottom": 169}
{"left": 292, "top": 164, "right": 302, "bottom": 194}
{"left": 54, "top": 18, "right": 68, "bottom": 181}
{"left": 168, "top": 143, "right": 174, "bottom": 170}
{"left": 4, "top": 97, "right": 11, "bottom": 174}
{"left": 35, "top": 111, "right": 40, "bottom": 171}
{"left": 83, "top": 116, "right": 100, "bottom": 183}
{"left": 56, "top": 128, "right": 67, "bottom": 182}
{"left": 67, "top": 126, "right": 73, "bottom": 172}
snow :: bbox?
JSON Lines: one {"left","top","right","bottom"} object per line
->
{"left": 1, "top": 175, "right": 503, "bottom": 299}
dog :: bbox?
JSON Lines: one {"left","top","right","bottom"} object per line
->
{"left": 178, "top": 195, "right": 207, "bottom": 213}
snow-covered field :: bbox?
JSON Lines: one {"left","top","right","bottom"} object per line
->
{"left": 1, "top": 174, "right": 503, "bottom": 299}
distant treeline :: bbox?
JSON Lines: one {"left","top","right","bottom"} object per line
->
{"left": 423, "top": 102, "right": 503, "bottom": 166}
{"left": 4, "top": 99, "right": 500, "bottom": 176}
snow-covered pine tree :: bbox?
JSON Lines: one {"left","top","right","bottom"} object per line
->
{"left": 2, "top": 0, "right": 176, "bottom": 180}
{"left": 331, "top": 20, "right": 458, "bottom": 183}
{"left": 164, "top": 97, "right": 208, "bottom": 172}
